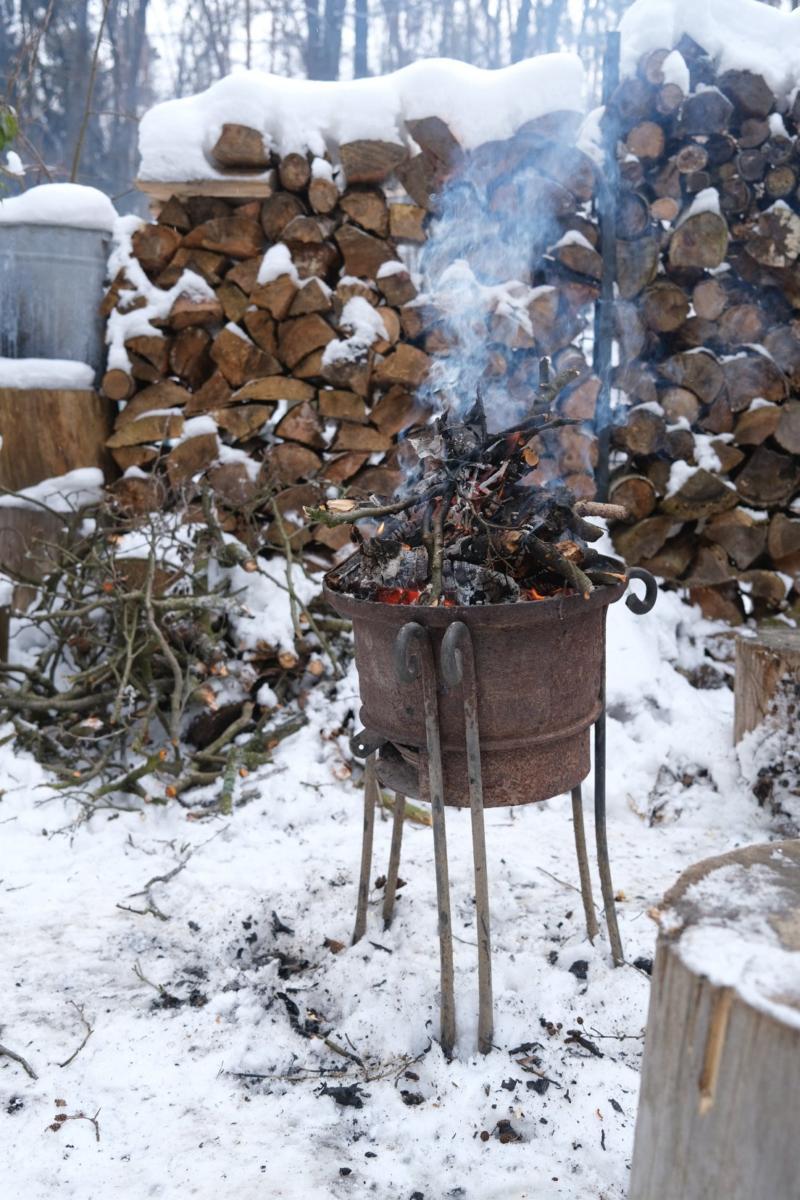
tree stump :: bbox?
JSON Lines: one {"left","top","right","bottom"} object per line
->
{"left": 734, "top": 628, "right": 800, "bottom": 743}
{"left": 629, "top": 840, "right": 800, "bottom": 1200}
{"left": 0, "top": 387, "right": 115, "bottom": 615}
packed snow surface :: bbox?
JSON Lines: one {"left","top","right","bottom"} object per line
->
{"left": 0, "top": 183, "right": 116, "bottom": 232}
{"left": 138, "top": 55, "right": 585, "bottom": 182}
{"left": 0, "top": 357, "right": 95, "bottom": 390}
{"left": 619, "top": 0, "right": 800, "bottom": 95}
{"left": 0, "top": 572, "right": 790, "bottom": 1199}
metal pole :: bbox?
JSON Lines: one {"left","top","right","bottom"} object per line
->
{"left": 571, "top": 784, "right": 600, "bottom": 943}
{"left": 442, "top": 621, "right": 493, "bottom": 1055}
{"left": 395, "top": 622, "right": 457, "bottom": 1057}
{"left": 351, "top": 753, "right": 378, "bottom": 945}
{"left": 593, "top": 29, "right": 621, "bottom": 502}
{"left": 382, "top": 793, "right": 406, "bottom": 928}
{"left": 594, "top": 641, "right": 624, "bottom": 965}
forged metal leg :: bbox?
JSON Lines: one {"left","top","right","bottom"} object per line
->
{"left": 395, "top": 622, "right": 456, "bottom": 1058}
{"left": 594, "top": 658, "right": 624, "bottom": 965}
{"left": 382, "top": 792, "right": 406, "bottom": 929}
{"left": 352, "top": 753, "right": 378, "bottom": 946}
{"left": 571, "top": 785, "right": 599, "bottom": 944}
{"left": 442, "top": 622, "right": 493, "bottom": 1056}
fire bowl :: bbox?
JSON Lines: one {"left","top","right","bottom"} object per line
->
{"left": 324, "top": 579, "right": 627, "bottom": 807}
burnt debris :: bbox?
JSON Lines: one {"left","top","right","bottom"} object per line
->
{"left": 309, "top": 363, "right": 628, "bottom": 606}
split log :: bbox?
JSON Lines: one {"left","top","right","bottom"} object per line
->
{"left": 668, "top": 211, "right": 729, "bottom": 270}
{"left": 616, "top": 235, "right": 659, "bottom": 299}
{"left": 260, "top": 193, "right": 305, "bottom": 239}
{"left": 210, "top": 327, "right": 281, "bottom": 387}
{"left": 705, "top": 509, "right": 767, "bottom": 570}
{"left": 339, "top": 140, "right": 407, "bottom": 185}
{"left": 629, "top": 841, "right": 800, "bottom": 1200}
{"left": 101, "top": 369, "right": 135, "bottom": 401}
{"left": 335, "top": 225, "right": 395, "bottom": 278}
{"left": 308, "top": 174, "right": 339, "bottom": 215}
{"left": 183, "top": 216, "right": 264, "bottom": 258}
{"left": 212, "top": 124, "right": 270, "bottom": 170}
{"left": 340, "top": 189, "right": 390, "bottom": 236}
{"left": 735, "top": 446, "right": 800, "bottom": 508}
{"left": 607, "top": 475, "right": 656, "bottom": 522}
{"left": 662, "top": 468, "right": 739, "bottom": 520}
{"left": 278, "top": 152, "right": 311, "bottom": 193}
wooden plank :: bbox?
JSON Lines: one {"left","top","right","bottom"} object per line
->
{"left": 135, "top": 178, "right": 274, "bottom": 202}
{"left": 0, "top": 388, "right": 116, "bottom": 492}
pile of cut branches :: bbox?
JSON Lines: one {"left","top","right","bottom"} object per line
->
{"left": 0, "top": 489, "right": 345, "bottom": 815}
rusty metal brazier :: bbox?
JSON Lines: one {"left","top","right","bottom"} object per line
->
{"left": 326, "top": 568, "right": 657, "bottom": 1058}
{"left": 325, "top": 580, "right": 626, "bottom": 808}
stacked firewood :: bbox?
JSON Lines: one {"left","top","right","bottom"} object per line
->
{"left": 101, "top": 114, "right": 604, "bottom": 561}
{"left": 604, "top": 39, "right": 800, "bottom": 622}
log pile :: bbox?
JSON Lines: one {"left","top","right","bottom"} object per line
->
{"left": 604, "top": 39, "right": 800, "bottom": 623}
{"left": 103, "top": 114, "right": 604, "bottom": 563}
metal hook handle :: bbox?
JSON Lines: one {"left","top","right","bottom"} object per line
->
{"left": 394, "top": 621, "right": 426, "bottom": 684}
{"left": 441, "top": 621, "right": 471, "bottom": 687}
{"left": 625, "top": 567, "right": 657, "bottom": 616}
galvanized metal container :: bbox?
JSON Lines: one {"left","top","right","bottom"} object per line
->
{"left": 324, "top": 581, "right": 627, "bottom": 807}
{"left": 0, "top": 222, "right": 110, "bottom": 378}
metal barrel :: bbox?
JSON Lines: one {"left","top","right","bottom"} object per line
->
{"left": 0, "top": 222, "right": 110, "bottom": 378}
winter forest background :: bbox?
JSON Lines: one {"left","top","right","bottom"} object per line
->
{"left": 1, "top": 0, "right": 798, "bottom": 213}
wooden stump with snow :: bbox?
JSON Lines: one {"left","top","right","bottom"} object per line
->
{"left": 629, "top": 840, "right": 800, "bottom": 1200}
{"left": 734, "top": 628, "right": 800, "bottom": 744}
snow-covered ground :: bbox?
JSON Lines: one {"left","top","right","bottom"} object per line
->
{"left": 0, "top": 586, "right": 786, "bottom": 1200}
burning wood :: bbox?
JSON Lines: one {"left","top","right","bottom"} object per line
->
{"left": 308, "top": 363, "right": 629, "bottom": 606}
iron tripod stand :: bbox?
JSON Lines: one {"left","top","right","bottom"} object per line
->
{"left": 350, "top": 568, "right": 658, "bottom": 1058}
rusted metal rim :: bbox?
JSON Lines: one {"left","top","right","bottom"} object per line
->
{"left": 323, "top": 575, "right": 628, "bottom": 628}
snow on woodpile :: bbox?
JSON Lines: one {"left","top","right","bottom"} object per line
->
{"left": 103, "top": 54, "right": 605, "bottom": 553}
{"left": 619, "top": 0, "right": 800, "bottom": 96}
{"left": 0, "top": 183, "right": 116, "bottom": 231}
{"left": 138, "top": 55, "right": 585, "bottom": 182}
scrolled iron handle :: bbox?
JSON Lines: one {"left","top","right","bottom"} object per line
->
{"left": 440, "top": 621, "right": 471, "bottom": 687}
{"left": 625, "top": 567, "right": 658, "bottom": 616}
{"left": 393, "top": 621, "right": 427, "bottom": 684}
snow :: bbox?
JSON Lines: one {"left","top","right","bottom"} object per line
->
{"left": 0, "top": 183, "right": 116, "bottom": 232}
{"left": 0, "top": 467, "right": 104, "bottom": 512}
{"left": 376, "top": 259, "right": 407, "bottom": 279}
{"left": 666, "top": 857, "right": 800, "bottom": 1030}
{"left": 257, "top": 242, "right": 300, "bottom": 286}
{"left": 311, "top": 156, "right": 335, "bottom": 183}
{"left": 322, "top": 297, "right": 388, "bottom": 366}
{"left": 1, "top": 578, "right": 787, "bottom": 1199}
{"left": 138, "top": 55, "right": 586, "bottom": 182}
{"left": 555, "top": 229, "right": 595, "bottom": 252}
{"left": 0, "top": 357, "right": 95, "bottom": 390}
{"left": 5, "top": 150, "right": 24, "bottom": 177}
{"left": 176, "top": 415, "right": 219, "bottom": 442}
{"left": 678, "top": 187, "right": 720, "bottom": 225}
{"left": 661, "top": 50, "right": 689, "bottom": 94}
{"left": 619, "top": 0, "right": 800, "bottom": 96}
{"left": 769, "top": 112, "right": 789, "bottom": 140}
